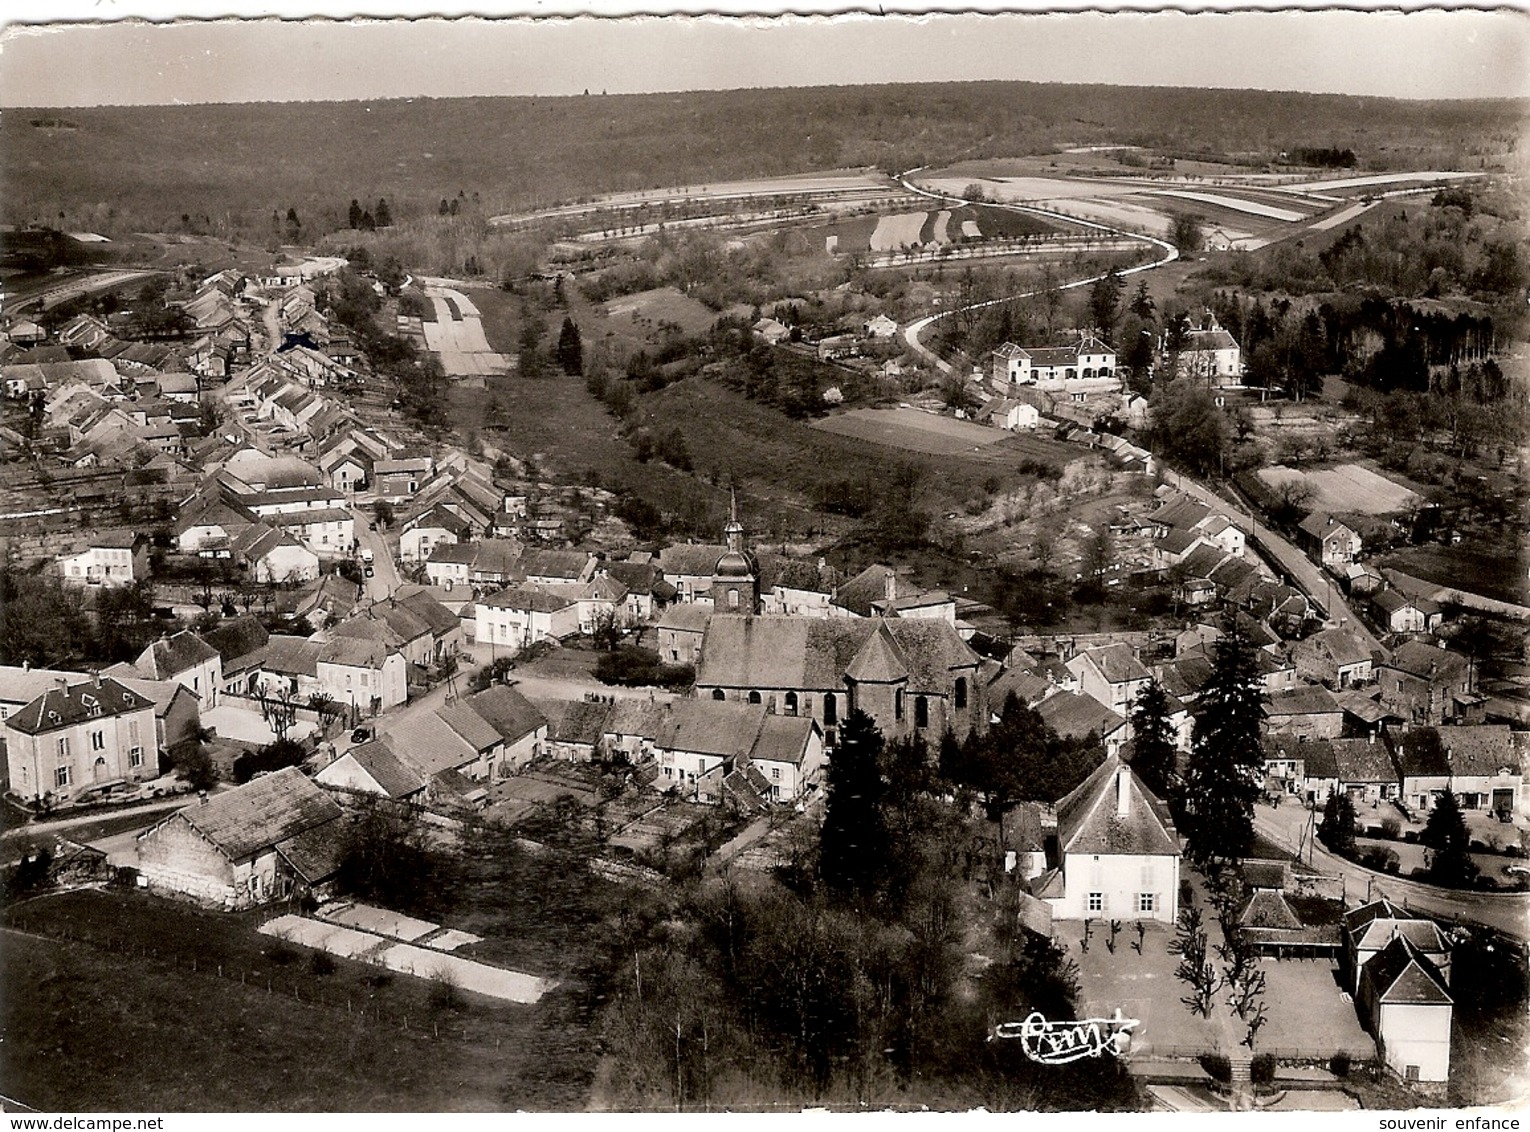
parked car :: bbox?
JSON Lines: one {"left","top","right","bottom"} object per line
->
{"left": 351, "top": 727, "right": 372, "bottom": 744}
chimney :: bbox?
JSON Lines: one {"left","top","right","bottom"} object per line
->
{"left": 55, "top": 676, "right": 69, "bottom": 694}
{"left": 884, "top": 569, "right": 897, "bottom": 604}
{"left": 1116, "top": 765, "right": 1131, "bottom": 817}
{"left": 93, "top": 670, "right": 102, "bottom": 688}
{"left": 22, "top": 660, "right": 29, "bottom": 672}
{"left": 198, "top": 790, "right": 209, "bottom": 805}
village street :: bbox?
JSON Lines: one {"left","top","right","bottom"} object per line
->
{"left": 1160, "top": 469, "right": 1383, "bottom": 654}
{"left": 351, "top": 504, "right": 401, "bottom": 602}
{"left": 1253, "top": 801, "right": 1530, "bottom": 941}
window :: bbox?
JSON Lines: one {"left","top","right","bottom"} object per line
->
{"left": 823, "top": 694, "right": 837, "bottom": 726}
{"left": 914, "top": 695, "right": 929, "bottom": 729}
{"left": 55, "top": 765, "right": 71, "bottom": 788}
{"left": 954, "top": 677, "right": 967, "bottom": 711}
{"left": 1087, "top": 892, "right": 1103, "bottom": 913}
{"left": 784, "top": 692, "right": 798, "bottom": 717}
{"left": 361, "top": 673, "right": 369, "bottom": 687}
{"left": 57, "top": 737, "right": 70, "bottom": 759}
{"left": 895, "top": 689, "right": 904, "bottom": 722}
{"left": 130, "top": 747, "right": 144, "bottom": 768}
{"left": 712, "top": 689, "right": 726, "bottom": 701}
{"left": 747, "top": 691, "right": 762, "bottom": 705}
{"left": 90, "top": 730, "right": 105, "bottom": 751}
{"left": 770, "top": 767, "right": 780, "bottom": 781}
{"left": 727, "top": 588, "right": 739, "bottom": 609}
{"left": 1138, "top": 893, "right": 1156, "bottom": 914}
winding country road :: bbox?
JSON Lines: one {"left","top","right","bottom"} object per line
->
{"left": 896, "top": 168, "right": 1179, "bottom": 375}
{"left": 894, "top": 171, "right": 1382, "bottom": 643}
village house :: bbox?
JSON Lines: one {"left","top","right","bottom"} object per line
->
{"left": 694, "top": 616, "right": 983, "bottom": 744}
{"left": 232, "top": 524, "right": 321, "bottom": 585}
{"left": 540, "top": 700, "right": 613, "bottom": 762}
{"left": 398, "top": 505, "right": 473, "bottom": 562}
{"left": 477, "top": 585, "right": 581, "bottom": 655}
{"left": 457, "top": 685, "right": 548, "bottom": 774}
{"left": 652, "top": 699, "right": 826, "bottom": 807}
{"left": 1066, "top": 643, "right": 1152, "bottom": 718}
{"left": 1342, "top": 900, "right": 1454, "bottom": 1084}
{"left": 1298, "top": 514, "right": 1363, "bottom": 569}
{"left": 602, "top": 699, "right": 668, "bottom": 764}
{"left": 1392, "top": 725, "right": 1526, "bottom": 817}
{"left": 1291, "top": 625, "right": 1376, "bottom": 690}
{"left": 1035, "top": 690, "right": 1130, "bottom": 758}
{"left": 758, "top": 556, "right": 840, "bottom": 619}
{"left": 315, "top": 738, "right": 428, "bottom": 803}
{"left": 317, "top": 637, "right": 407, "bottom": 714}
{"left": 1033, "top": 756, "right": 1181, "bottom": 923}
{"left": 1264, "top": 683, "right": 1345, "bottom": 741}
{"left": 136, "top": 767, "right": 346, "bottom": 909}
{"left": 657, "top": 603, "right": 712, "bottom": 666}
{"left": 56, "top": 530, "right": 149, "bottom": 587}
{"left": 372, "top": 713, "right": 494, "bottom": 801}
{"left": 1372, "top": 589, "right": 1444, "bottom": 636}
{"left": 133, "top": 630, "right": 223, "bottom": 710}
{"left": 3, "top": 674, "right": 160, "bottom": 804}
{"left": 657, "top": 542, "right": 729, "bottom": 603}
{"left": 373, "top": 454, "right": 435, "bottom": 500}
{"left": 977, "top": 397, "right": 1041, "bottom": 432}
{"left": 1378, "top": 642, "right": 1475, "bottom": 726}
{"left": 1172, "top": 319, "right": 1243, "bottom": 385}
{"left": 1332, "top": 737, "right": 1401, "bottom": 806}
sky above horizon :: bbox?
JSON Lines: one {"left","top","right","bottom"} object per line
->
{"left": 1, "top": 6, "right": 1528, "bottom": 107}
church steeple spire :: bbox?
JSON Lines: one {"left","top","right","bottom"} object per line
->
{"left": 725, "top": 487, "right": 744, "bottom": 553}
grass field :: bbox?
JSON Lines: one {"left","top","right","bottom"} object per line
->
{"left": 812, "top": 406, "right": 1032, "bottom": 458}
{"left": 1381, "top": 542, "right": 1529, "bottom": 606}
{"left": 1257, "top": 463, "right": 1422, "bottom": 516}
{"left": 602, "top": 286, "right": 719, "bottom": 335}
{"left": 1, "top": 888, "right": 599, "bottom": 1111}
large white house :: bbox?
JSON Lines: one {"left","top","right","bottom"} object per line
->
{"left": 4, "top": 675, "right": 160, "bottom": 804}
{"left": 57, "top": 531, "right": 149, "bottom": 587}
{"left": 991, "top": 336, "right": 1117, "bottom": 387}
{"left": 1036, "top": 756, "right": 1181, "bottom": 923}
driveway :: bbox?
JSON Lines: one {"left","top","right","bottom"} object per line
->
{"left": 1255, "top": 801, "right": 1530, "bottom": 940}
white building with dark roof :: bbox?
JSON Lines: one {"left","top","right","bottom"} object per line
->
{"left": 1035, "top": 755, "right": 1181, "bottom": 923}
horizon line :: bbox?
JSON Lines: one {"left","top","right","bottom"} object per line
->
{"left": 6, "top": 75, "right": 1528, "bottom": 110}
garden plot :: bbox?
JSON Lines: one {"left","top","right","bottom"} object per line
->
{"left": 420, "top": 285, "right": 511, "bottom": 377}
{"left": 961, "top": 219, "right": 982, "bottom": 238}
{"left": 261, "top": 913, "right": 553, "bottom": 1004}
{"left": 870, "top": 211, "right": 928, "bottom": 250}
{"left": 932, "top": 210, "right": 952, "bottom": 243}
{"left": 1151, "top": 189, "right": 1309, "bottom": 222}
{"left": 1257, "top": 463, "right": 1422, "bottom": 515}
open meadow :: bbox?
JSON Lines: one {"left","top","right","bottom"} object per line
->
{"left": 1, "top": 887, "right": 601, "bottom": 1111}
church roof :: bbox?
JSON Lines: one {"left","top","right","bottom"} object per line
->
{"left": 844, "top": 623, "right": 910, "bottom": 684}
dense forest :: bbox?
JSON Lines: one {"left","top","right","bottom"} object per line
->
{"left": 4, "top": 82, "right": 1522, "bottom": 238}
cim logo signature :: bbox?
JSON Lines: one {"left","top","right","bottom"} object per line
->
{"left": 991, "top": 1010, "right": 1139, "bottom": 1064}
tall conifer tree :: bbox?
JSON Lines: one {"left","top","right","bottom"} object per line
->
{"left": 819, "top": 709, "right": 888, "bottom": 903}
{"left": 1182, "top": 620, "right": 1266, "bottom": 863}
{"left": 1129, "top": 678, "right": 1179, "bottom": 804}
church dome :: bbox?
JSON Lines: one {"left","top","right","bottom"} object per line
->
{"left": 714, "top": 547, "right": 758, "bottom": 579}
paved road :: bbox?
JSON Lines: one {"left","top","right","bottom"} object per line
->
{"left": 351, "top": 506, "right": 400, "bottom": 603}
{"left": 1254, "top": 802, "right": 1529, "bottom": 940}
{"left": 1160, "top": 469, "right": 1382, "bottom": 653}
